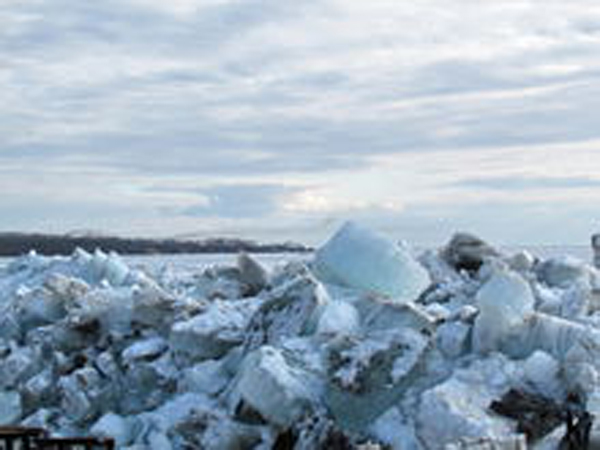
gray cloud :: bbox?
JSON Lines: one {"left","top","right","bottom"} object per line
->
{"left": 452, "top": 176, "right": 600, "bottom": 191}
{"left": 183, "top": 184, "right": 297, "bottom": 219}
{"left": 2, "top": 0, "right": 600, "bottom": 243}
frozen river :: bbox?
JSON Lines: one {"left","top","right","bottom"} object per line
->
{"left": 0, "top": 245, "right": 593, "bottom": 272}
{"left": 0, "top": 251, "right": 311, "bottom": 273}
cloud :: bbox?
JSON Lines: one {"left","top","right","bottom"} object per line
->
{"left": 452, "top": 176, "right": 600, "bottom": 191}
{"left": 2, "top": 0, "right": 600, "bottom": 243}
{"left": 183, "top": 184, "right": 298, "bottom": 218}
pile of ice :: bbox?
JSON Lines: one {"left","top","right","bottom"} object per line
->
{"left": 1, "top": 221, "right": 600, "bottom": 449}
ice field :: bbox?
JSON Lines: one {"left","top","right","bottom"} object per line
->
{"left": 0, "top": 223, "right": 598, "bottom": 449}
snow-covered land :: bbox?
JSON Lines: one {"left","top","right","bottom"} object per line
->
{"left": 0, "top": 222, "right": 599, "bottom": 449}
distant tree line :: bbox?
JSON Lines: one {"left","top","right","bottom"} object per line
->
{"left": 0, "top": 233, "right": 312, "bottom": 257}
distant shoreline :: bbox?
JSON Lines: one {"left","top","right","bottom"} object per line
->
{"left": 0, "top": 233, "right": 312, "bottom": 257}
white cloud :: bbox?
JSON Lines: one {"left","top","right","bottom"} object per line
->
{"left": 125, "top": 0, "right": 232, "bottom": 17}
{"left": 1, "top": 0, "right": 600, "bottom": 244}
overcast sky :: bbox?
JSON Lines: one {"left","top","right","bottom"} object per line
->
{"left": 2, "top": 0, "right": 600, "bottom": 246}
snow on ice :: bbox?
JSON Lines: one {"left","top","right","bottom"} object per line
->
{"left": 0, "top": 222, "right": 599, "bottom": 448}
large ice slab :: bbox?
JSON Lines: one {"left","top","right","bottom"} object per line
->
{"left": 234, "top": 345, "right": 322, "bottom": 428}
{"left": 244, "top": 273, "right": 327, "bottom": 350}
{"left": 325, "top": 328, "right": 430, "bottom": 431}
{"left": 91, "top": 412, "right": 135, "bottom": 448}
{"left": 0, "top": 390, "right": 22, "bottom": 425}
{"left": 355, "top": 295, "right": 437, "bottom": 335}
{"left": 170, "top": 298, "right": 260, "bottom": 363}
{"left": 502, "top": 312, "right": 600, "bottom": 369}
{"left": 368, "top": 407, "right": 421, "bottom": 450}
{"left": 473, "top": 270, "right": 535, "bottom": 353}
{"left": 536, "top": 256, "right": 591, "bottom": 288}
{"left": 317, "top": 300, "right": 360, "bottom": 336}
{"left": 314, "top": 221, "right": 430, "bottom": 302}
{"left": 416, "top": 356, "right": 517, "bottom": 450}
{"left": 237, "top": 252, "right": 269, "bottom": 296}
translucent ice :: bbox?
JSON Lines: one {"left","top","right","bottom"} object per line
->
{"left": 437, "top": 321, "right": 471, "bottom": 359}
{"left": 317, "top": 300, "right": 360, "bottom": 336}
{"left": 314, "top": 221, "right": 430, "bottom": 302}
{"left": 522, "top": 351, "right": 561, "bottom": 397}
{"left": 122, "top": 337, "right": 168, "bottom": 366}
{"left": 369, "top": 407, "right": 421, "bottom": 450}
{"left": 104, "top": 253, "right": 131, "bottom": 286}
{"left": 0, "top": 390, "right": 22, "bottom": 425}
{"left": 473, "top": 270, "right": 535, "bottom": 353}
{"left": 417, "top": 370, "right": 513, "bottom": 450}
{"left": 237, "top": 252, "right": 269, "bottom": 295}
{"left": 536, "top": 256, "right": 591, "bottom": 288}
{"left": 235, "top": 346, "right": 322, "bottom": 428}
{"left": 91, "top": 412, "right": 135, "bottom": 447}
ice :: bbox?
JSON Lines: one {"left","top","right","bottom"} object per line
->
{"left": 122, "top": 337, "right": 168, "bottom": 366}
{"left": 131, "top": 283, "right": 179, "bottom": 331}
{"left": 314, "top": 221, "right": 430, "bottom": 302}
{"left": 368, "top": 407, "right": 421, "bottom": 450}
{"left": 356, "top": 295, "right": 437, "bottom": 335}
{"left": 317, "top": 300, "right": 360, "bottom": 336}
{"left": 417, "top": 356, "right": 517, "bottom": 450}
{"left": 22, "top": 369, "right": 55, "bottom": 413}
{"left": 178, "top": 359, "right": 229, "bottom": 396}
{"left": 559, "top": 279, "right": 592, "bottom": 320}
{"left": 91, "top": 412, "right": 135, "bottom": 447}
{"left": 121, "top": 353, "right": 179, "bottom": 414}
{"left": 0, "top": 346, "right": 39, "bottom": 389}
{"left": 419, "top": 249, "right": 464, "bottom": 285}
{"left": 1, "top": 233, "right": 600, "bottom": 448}
{"left": 445, "top": 435, "right": 527, "bottom": 450}
{"left": 533, "top": 283, "right": 562, "bottom": 315}
{"left": 504, "top": 312, "right": 600, "bottom": 364}
{"left": 453, "top": 304, "right": 478, "bottom": 322}
{"left": 170, "top": 298, "right": 260, "bottom": 363}
{"left": 0, "top": 390, "right": 22, "bottom": 425}
{"left": 95, "top": 351, "right": 120, "bottom": 380}
{"left": 522, "top": 351, "right": 561, "bottom": 398}
{"left": 536, "top": 256, "right": 591, "bottom": 288}
{"left": 87, "top": 250, "right": 132, "bottom": 286}
{"left": 193, "top": 263, "right": 260, "bottom": 300}
{"left": 472, "top": 270, "right": 535, "bottom": 353}
{"left": 179, "top": 408, "right": 265, "bottom": 450}
{"left": 59, "top": 370, "right": 96, "bottom": 423}
{"left": 147, "top": 431, "right": 172, "bottom": 450}
{"left": 21, "top": 408, "right": 55, "bottom": 430}
{"left": 508, "top": 250, "right": 536, "bottom": 273}
{"left": 244, "top": 273, "right": 328, "bottom": 350}
{"left": 103, "top": 252, "right": 131, "bottom": 286}
{"left": 237, "top": 252, "right": 269, "bottom": 295}
{"left": 138, "top": 392, "right": 215, "bottom": 435}
{"left": 325, "top": 329, "right": 430, "bottom": 431}
{"left": 437, "top": 321, "right": 471, "bottom": 359}
{"left": 16, "top": 274, "right": 87, "bottom": 330}
{"left": 234, "top": 345, "right": 322, "bottom": 428}
{"left": 425, "top": 303, "right": 451, "bottom": 322}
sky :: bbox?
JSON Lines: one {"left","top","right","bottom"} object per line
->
{"left": 2, "top": 0, "right": 600, "bottom": 246}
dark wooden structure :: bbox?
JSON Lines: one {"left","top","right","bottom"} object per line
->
{"left": 0, "top": 426, "right": 48, "bottom": 450}
{"left": 35, "top": 437, "right": 115, "bottom": 450}
{"left": 0, "top": 427, "right": 114, "bottom": 450}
